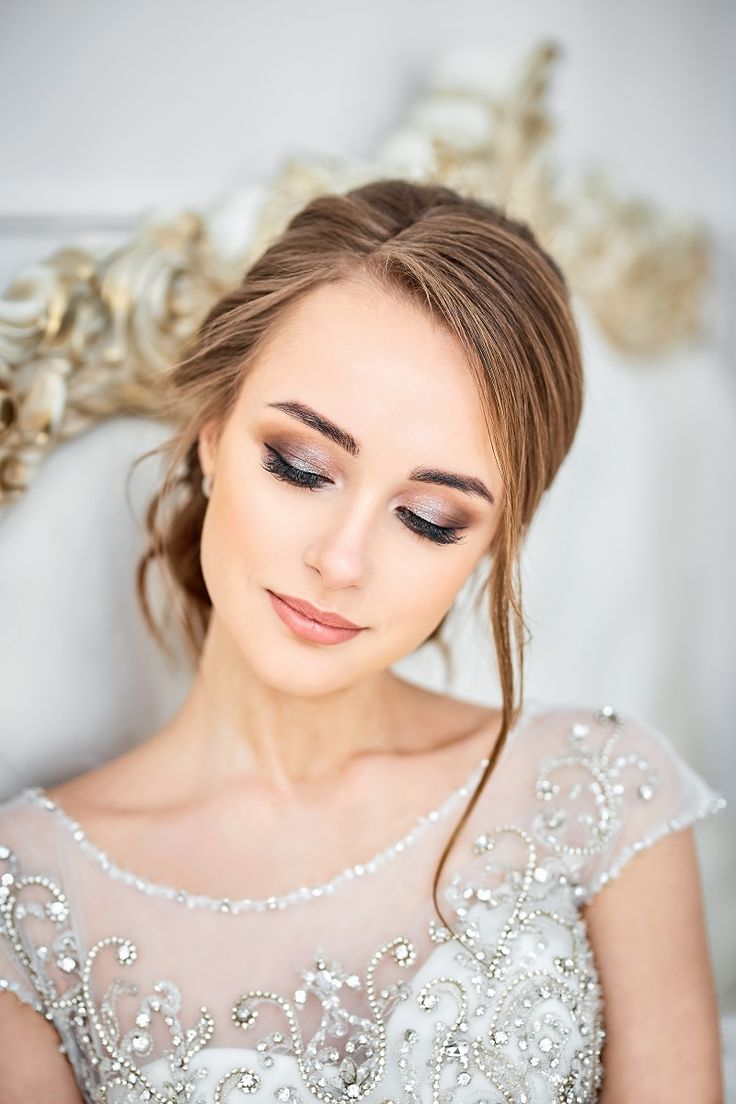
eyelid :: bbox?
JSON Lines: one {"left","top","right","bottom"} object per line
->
{"left": 406, "top": 492, "right": 469, "bottom": 529}
{"left": 264, "top": 437, "right": 468, "bottom": 524}
{"left": 268, "top": 440, "right": 331, "bottom": 473}
{"left": 261, "top": 445, "right": 467, "bottom": 545}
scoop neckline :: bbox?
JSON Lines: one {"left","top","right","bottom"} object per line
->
{"left": 23, "top": 701, "right": 539, "bottom": 913}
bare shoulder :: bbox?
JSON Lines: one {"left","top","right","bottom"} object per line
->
{"left": 582, "top": 824, "right": 724, "bottom": 1101}
{"left": 43, "top": 724, "right": 175, "bottom": 820}
{"left": 392, "top": 678, "right": 503, "bottom": 754}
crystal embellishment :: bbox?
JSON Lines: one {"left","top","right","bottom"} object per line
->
{"left": 0, "top": 704, "right": 727, "bottom": 1103}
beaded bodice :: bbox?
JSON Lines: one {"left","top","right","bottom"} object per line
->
{"left": 0, "top": 701, "right": 727, "bottom": 1103}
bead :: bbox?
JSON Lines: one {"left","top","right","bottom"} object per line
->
{"left": 18, "top": 755, "right": 493, "bottom": 914}
{"left": 0, "top": 703, "right": 726, "bottom": 1103}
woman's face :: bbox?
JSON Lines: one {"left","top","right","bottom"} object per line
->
{"left": 198, "top": 277, "right": 503, "bottom": 696}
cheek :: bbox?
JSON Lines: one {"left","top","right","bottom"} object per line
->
{"left": 199, "top": 471, "right": 286, "bottom": 604}
{"left": 383, "top": 552, "right": 471, "bottom": 638}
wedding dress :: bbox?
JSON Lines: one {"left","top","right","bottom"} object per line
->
{"left": 0, "top": 699, "right": 727, "bottom": 1102}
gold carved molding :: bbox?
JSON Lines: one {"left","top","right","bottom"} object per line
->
{"left": 0, "top": 41, "right": 709, "bottom": 508}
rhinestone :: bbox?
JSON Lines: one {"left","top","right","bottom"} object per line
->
{"left": 12, "top": 704, "right": 703, "bottom": 1099}
{"left": 45, "top": 900, "right": 68, "bottom": 922}
{"left": 116, "top": 941, "right": 137, "bottom": 965}
{"left": 444, "top": 1039, "right": 469, "bottom": 1058}
{"left": 233, "top": 1001, "right": 257, "bottom": 1027}
{"left": 130, "top": 1033, "right": 151, "bottom": 1054}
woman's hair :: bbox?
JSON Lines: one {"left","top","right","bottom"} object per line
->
{"left": 132, "top": 177, "right": 584, "bottom": 932}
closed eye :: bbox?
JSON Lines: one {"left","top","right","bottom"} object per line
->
{"left": 260, "top": 445, "right": 466, "bottom": 546}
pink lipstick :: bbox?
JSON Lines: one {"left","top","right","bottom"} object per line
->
{"left": 266, "top": 590, "right": 366, "bottom": 645}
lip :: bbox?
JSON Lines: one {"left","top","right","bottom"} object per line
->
{"left": 267, "top": 590, "right": 366, "bottom": 646}
{"left": 269, "top": 591, "right": 364, "bottom": 630}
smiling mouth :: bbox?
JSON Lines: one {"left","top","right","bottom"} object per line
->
{"left": 268, "top": 590, "right": 364, "bottom": 630}
{"left": 266, "top": 590, "right": 367, "bottom": 645}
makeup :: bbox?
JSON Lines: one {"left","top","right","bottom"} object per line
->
{"left": 266, "top": 590, "right": 366, "bottom": 645}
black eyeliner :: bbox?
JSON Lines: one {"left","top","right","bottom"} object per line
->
{"left": 260, "top": 445, "right": 464, "bottom": 545}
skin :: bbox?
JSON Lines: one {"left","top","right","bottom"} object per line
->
{"left": 190, "top": 275, "right": 503, "bottom": 787}
{"left": 2, "top": 277, "right": 509, "bottom": 1100}
{"left": 584, "top": 827, "right": 725, "bottom": 1103}
{"left": 22, "top": 275, "right": 508, "bottom": 895}
{"left": 2, "top": 276, "right": 724, "bottom": 1100}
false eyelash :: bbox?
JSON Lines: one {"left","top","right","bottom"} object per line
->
{"left": 395, "top": 506, "right": 463, "bottom": 546}
{"left": 261, "top": 444, "right": 327, "bottom": 490}
{"left": 261, "top": 445, "right": 464, "bottom": 546}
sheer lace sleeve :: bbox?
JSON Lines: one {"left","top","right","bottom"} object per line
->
{"left": 528, "top": 705, "right": 728, "bottom": 907}
{"left": 0, "top": 790, "right": 68, "bottom": 1018}
{"left": 0, "top": 852, "right": 47, "bottom": 1014}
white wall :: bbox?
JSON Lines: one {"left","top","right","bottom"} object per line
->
{"left": 1, "top": 0, "right": 734, "bottom": 336}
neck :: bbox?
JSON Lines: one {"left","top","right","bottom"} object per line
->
{"left": 166, "top": 613, "right": 416, "bottom": 796}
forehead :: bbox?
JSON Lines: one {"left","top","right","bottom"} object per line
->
{"left": 236, "top": 279, "right": 499, "bottom": 476}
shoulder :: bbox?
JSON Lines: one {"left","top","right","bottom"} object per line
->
{"left": 583, "top": 823, "right": 725, "bottom": 1099}
{"left": 513, "top": 696, "right": 724, "bottom": 809}
{"left": 557, "top": 705, "right": 728, "bottom": 1098}
{"left": 39, "top": 721, "right": 178, "bottom": 821}
{"left": 0, "top": 787, "right": 51, "bottom": 853}
{"left": 497, "top": 699, "right": 727, "bottom": 894}
{"left": 0, "top": 787, "right": 70, "bottom": 910}
{"left": 501, "top": 701, "right": 728, "bottom": 1095}
{"left": 0, "top": 788, "right": 80, "bottom": 1024}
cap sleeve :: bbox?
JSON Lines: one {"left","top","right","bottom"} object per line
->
{"left": 528, "top": 705, "right": 728, "bottom": 907}
{"left": 0, "top": 845, "right": 47, "bottom": 1014}
{"left": 0, "top": 790, "right": 74, "bottom": 1018}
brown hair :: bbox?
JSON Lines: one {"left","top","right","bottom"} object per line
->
{"left": 132, "top": 177, "right": 584, "bottom": 932}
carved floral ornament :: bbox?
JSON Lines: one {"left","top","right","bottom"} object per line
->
{"left": 0, "top": 40, "right": 709, "bottom": 508}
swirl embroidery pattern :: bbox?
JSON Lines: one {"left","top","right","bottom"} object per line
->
{"left": 0, "top": 705, "right": 727, "bottom": 1101}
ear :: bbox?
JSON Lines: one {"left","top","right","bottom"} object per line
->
{"left": 197, "top": 419, "right": 220, "bottom": 477}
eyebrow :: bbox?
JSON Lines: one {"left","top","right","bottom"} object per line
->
{"left": 264, "top": 399, "right": 496, "bottom": 506}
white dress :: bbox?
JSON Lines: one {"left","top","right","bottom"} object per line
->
{"left": 0, "top": 700, "right": 728, "bottom": 1103}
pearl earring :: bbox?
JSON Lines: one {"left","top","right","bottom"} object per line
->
{"left": 202, "top": 472, "right": 213, "bottom": 498}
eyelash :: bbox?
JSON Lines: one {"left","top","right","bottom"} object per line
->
{"left": 260, "top": 445, "right": 464, "bottom": 546}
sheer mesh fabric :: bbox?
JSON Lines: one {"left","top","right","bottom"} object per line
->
{"left": 0, "top": 700, "right": 727, "bottom": 1102}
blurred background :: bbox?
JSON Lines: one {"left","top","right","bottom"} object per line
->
{"left": 0, "top": 0, "right": 734, "bottom": 1089}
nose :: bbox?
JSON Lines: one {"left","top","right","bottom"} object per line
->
{"left": 303, "top": 496, "right": 376, "bottom": 590}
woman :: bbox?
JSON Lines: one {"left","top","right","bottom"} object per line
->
{"left": 0, "top": 179, "right": 727, "bottom": 1102}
